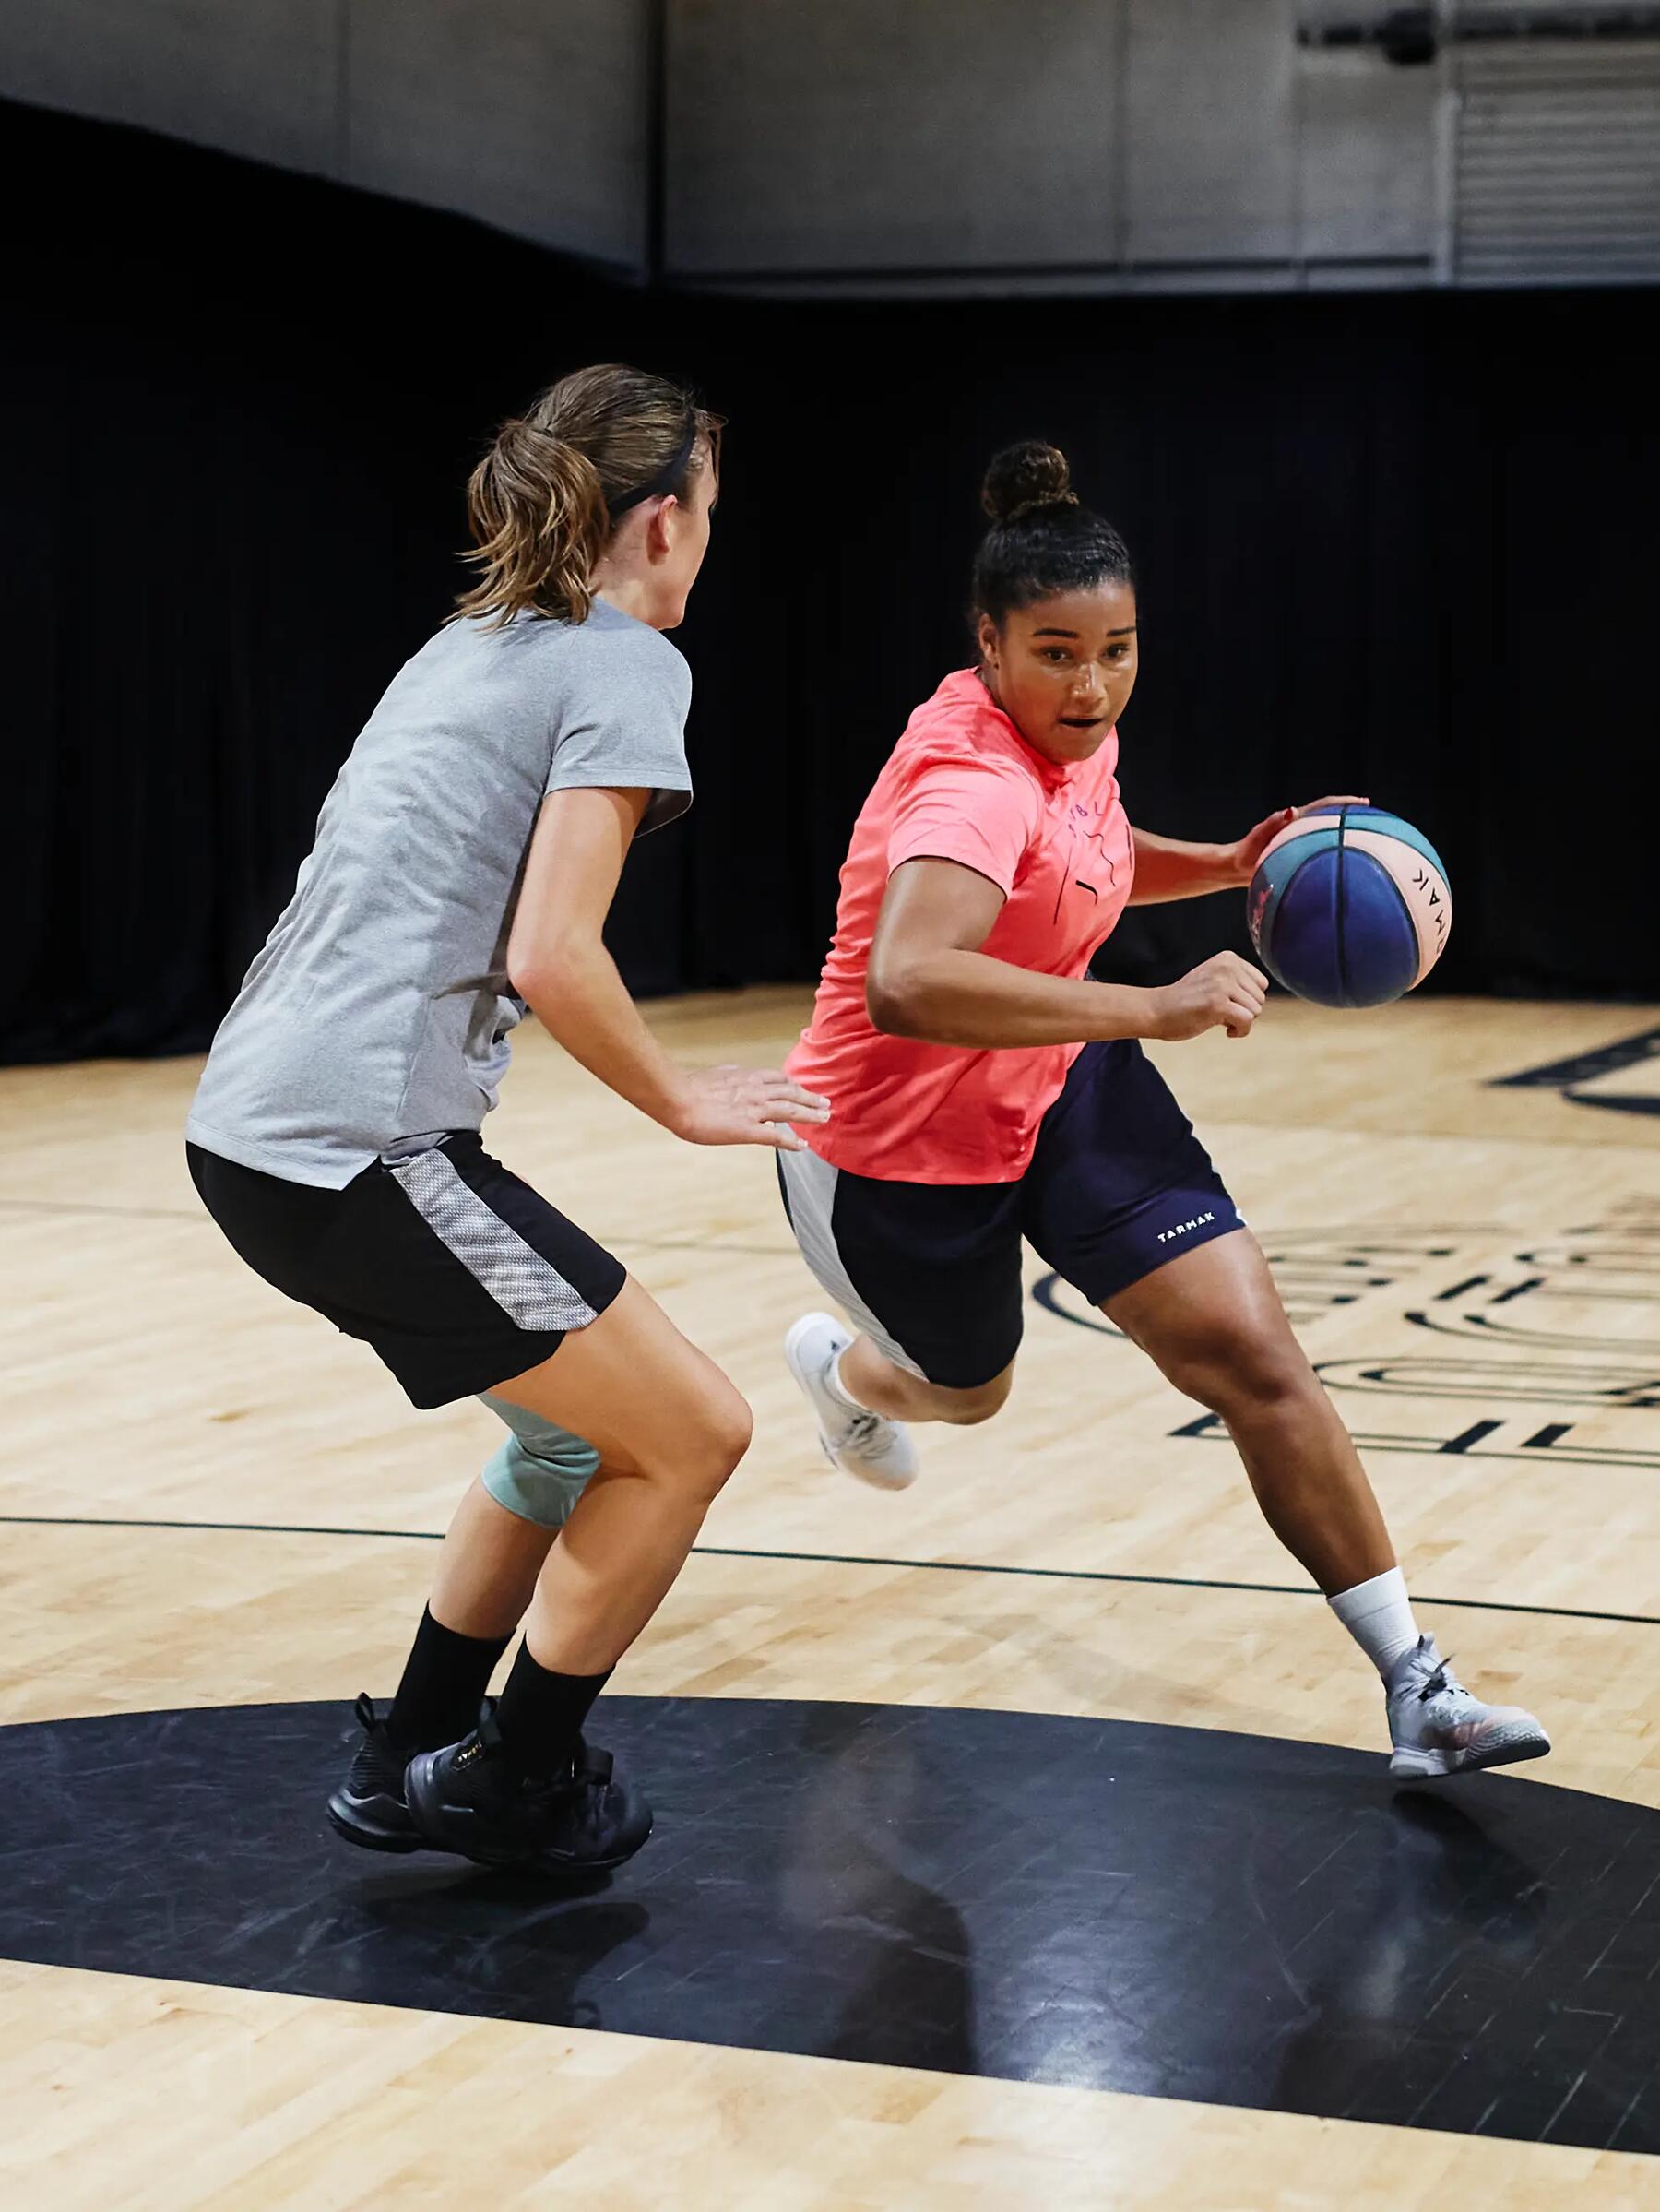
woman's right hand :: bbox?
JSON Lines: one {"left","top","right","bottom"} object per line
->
{"left": 666, "top": 1064, "right": 832, "bottom": 1150}
{"left": 1148, "top": 954, "right": 1268, "bottom": 1041}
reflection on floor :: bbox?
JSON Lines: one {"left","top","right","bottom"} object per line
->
{"left": 7, "top": 1694, "right": 1659, "bottom": 2153}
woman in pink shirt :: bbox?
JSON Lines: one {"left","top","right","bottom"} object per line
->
{"left": 780, "top": 439, "right": 1548, "bottom": 1782}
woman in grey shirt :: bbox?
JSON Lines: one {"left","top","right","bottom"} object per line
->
{"left": 188, "top": 363, "right": 826, "bottom": 1873}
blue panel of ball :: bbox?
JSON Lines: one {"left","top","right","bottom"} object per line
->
{"left": 1335, "top": 849, "right": 1422, "bottom": 1006}
{"left": 1250, "top": 827, "right": 1340, "bottom": 978}
{"left": 1263, "top": 849, "right": 1346, "bottom": 1005}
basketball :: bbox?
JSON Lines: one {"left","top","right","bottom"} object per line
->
{"left": 1247, "top": 803, "right": 1452, "bottom": 1008}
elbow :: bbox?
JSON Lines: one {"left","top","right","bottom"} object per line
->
{"left": 506, "top": 952, "right": 554, "bottom": 1005}
{"left": 507, "top": 927, "right": 600, "bottom": 1007}
{"left": 865, "top": 960, "right": 929, "bottom": 1039}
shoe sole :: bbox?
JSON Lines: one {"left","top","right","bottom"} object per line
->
{"left": 326, "top": 1790, "right": 423, "bottom": 1855}
{"left": 1390, "top": 1726, "right": 1552, "bottom": 1780}
{"left": 404, "top": 1760, "right": 653, "bottom": 1874}
{"left": 783, "top": 1314, "right": 917, "bottom": 1493}
{"left": 526, "top": 1825, "right": 652, "bottom": 1877}
{"left": 412, "top": 1818, "right": 652, "bottom": 1875}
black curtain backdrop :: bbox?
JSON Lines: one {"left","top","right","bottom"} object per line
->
{"left": 5, "top": 98, "right": 1656, "bottom": 1063}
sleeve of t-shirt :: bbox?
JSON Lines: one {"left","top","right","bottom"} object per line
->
{"left": 886, "top": 755, "right": 1042, "bottom": 898}
{"left": 543, "top": 624, "right": 694, "bottom": 837}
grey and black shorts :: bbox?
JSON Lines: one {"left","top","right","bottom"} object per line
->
{"left": 186, "top": 1132, "right": 626, "bottom": 1409}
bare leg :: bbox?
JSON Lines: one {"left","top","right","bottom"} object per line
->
{"left": 839, "top": 1335, "right": 1014, "bottom": 1426}
{"left": 1103, "top": 1231, "right": 1395, "bottom": 1595}
{"left": 428, "top": 1477, "right": 557, "bottom": 1642}
{"left": 488, "top": 1277, "right": 753, "bottom": 1676}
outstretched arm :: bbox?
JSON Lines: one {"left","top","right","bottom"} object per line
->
{"left": 1127, "top": 825, "right": 1250, "bottom": 905}
{"left": 866, "top": 857, "right": 1265, "bottom": 1048}
{"left": 1127, "top": 795, "right": 1370, "bottom": 906}
{"left": 507, "top": 787, "right": 828, "bottom": 1150}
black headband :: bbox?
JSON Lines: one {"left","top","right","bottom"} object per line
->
{"left": 608, "top": 418, "right": 699, "bottom": 519}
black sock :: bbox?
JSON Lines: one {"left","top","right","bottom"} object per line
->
{"left": 493, "top": 1643, "right": 611, "bottom": 1782}
{"left": 386, "top": 1606, "right": 511, "bottom": 1754}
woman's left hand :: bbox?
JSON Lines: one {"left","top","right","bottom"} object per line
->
{"left": 1222, "top": 795, "right": 1372, "bottom": 887}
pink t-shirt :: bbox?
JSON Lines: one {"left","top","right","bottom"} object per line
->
{"left": 788, "top": 669, "right": 1134, "bottom": 1183}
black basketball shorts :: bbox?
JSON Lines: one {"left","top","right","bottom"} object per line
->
{"left": 186, "top": 1133, "right": 627, "bottom": 1410}
{"left": 777, "top": 1039, "right": 1244, "bottom": 1392}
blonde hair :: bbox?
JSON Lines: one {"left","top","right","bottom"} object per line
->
{"left": 456, "top": 363, "right": 721, "bottom": 628}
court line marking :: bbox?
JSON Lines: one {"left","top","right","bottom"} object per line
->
{"left": 2, "top": 1513, "right": 1656, "bottom": 1629}
{"left": 5, "top": 1046, "right": 1659, "bottom": 1231}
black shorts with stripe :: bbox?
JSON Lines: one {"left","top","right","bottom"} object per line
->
{"left": 186, "top": 1134, "right": 626, "bottom": 1410}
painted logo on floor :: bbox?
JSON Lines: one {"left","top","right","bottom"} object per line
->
{"left": 1036, "top": 1203, "right": 1660, "bottom": 1470}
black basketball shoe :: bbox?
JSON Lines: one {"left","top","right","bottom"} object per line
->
{"left": 403, "top": 1712, "right": 653, "bottom": 1874}
{"left": 326, "top": 1693, "right": 424, "bottom": 1852}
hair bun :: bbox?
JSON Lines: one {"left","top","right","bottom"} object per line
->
{"left": 981, "top": 440, "right": 1078, "bottom": 526}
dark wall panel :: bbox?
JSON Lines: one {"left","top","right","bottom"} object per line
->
{"left": 3, "top": 99, "right": 1654, "bottom": 1063}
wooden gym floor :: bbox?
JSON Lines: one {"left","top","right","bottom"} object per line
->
{"left": 3, "top": 989, "right": 1659, "bottom": 2209}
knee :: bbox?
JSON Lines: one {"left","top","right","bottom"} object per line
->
{"left": 680, "top": 1385, "right": 753, "bottom": 1500}
{"left": 935, "top": 1369, "right": 1014, "bottom": 1426}
{"left": 481, "top": 1431, "right": 600, "bottom": 1531}
{"left": 478, "top": 1397, "right": 601, "bottom": 1531}
{"left": 1156, "top": 1323, "right": 1309, "bottom": 1418}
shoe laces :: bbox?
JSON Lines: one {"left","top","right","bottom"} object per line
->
{"left": 841, "top": 1407, "right": 884, "bottom": 1453}
{"left": 1416, "top": 1653, "right": 1473, "bottom": 1707}
{"left": 516, "top": 1733, "right": 614, "bottom": 1804}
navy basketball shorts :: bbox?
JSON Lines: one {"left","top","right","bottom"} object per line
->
{"left": 777, "top": 1040, "right": 1245, "bottom": 1392}
{"left": 186, "top": 1133, "right": 627, "bottom": 1410}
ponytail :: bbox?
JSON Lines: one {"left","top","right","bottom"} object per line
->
{"left": 455, "top": 363, "right": 720, "bottom": 628}
{"left": 460, "top": 420, "right": 610, "bottom": 628}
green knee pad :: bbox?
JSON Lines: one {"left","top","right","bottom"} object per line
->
{"left": 477, "top": 1392, "right": 600, "bottom": 1531}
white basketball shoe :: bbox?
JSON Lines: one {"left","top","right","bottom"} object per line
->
{"left": 1385, "top": 1635, "right": 1551, "bottom": 1778}
{"left": 784, "top": 1313, "right": 918, "bottom": 1492}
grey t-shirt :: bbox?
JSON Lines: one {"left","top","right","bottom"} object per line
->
{"left": 186, "top": 598, "right": 692, "bottom": 1188}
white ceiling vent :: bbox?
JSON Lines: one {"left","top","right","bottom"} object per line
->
{"left": 1453, "top": 40, "right": 1660, "bottom": 280}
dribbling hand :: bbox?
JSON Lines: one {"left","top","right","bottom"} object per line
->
{"left": 1224, "top": 794, "right": 1372, "bottom": 886}
{"left": 1149, "top": 954, "right": 1268, "bottom": 1041}
{"left": 668, "top": 1064, "right": 832, "bottom": 1151}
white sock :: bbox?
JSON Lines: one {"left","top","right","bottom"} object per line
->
{"left": 1327, "top": 1567, "right": 1420, "bottom": 1679}
{"left": 824, "top": 1347, "right": 870, "bottom": 1415}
